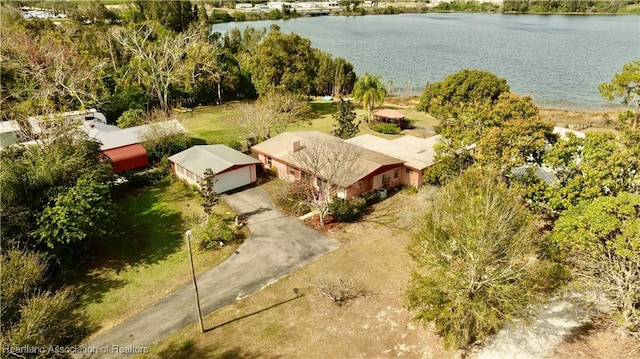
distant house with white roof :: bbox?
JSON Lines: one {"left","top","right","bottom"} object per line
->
{"left": 27, "top": 109, "right": 107, "bottom": 136}
{"left": 0, "top": 121, "right": 22, "bottom": 148}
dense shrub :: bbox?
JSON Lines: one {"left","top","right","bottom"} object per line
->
{"left": 273, "top": 180, "right": 311, "bottom": 216}
{"left": 372, "top": 123, "right": 401, "bottom": 134}
{"left": 123, "top": 166, "right": 168, "bottom": 187}
{"left": 198, "top": 214, "right": 238, "bottom": 251}
{"left": 360, "top": 190, "right": 381, "bottom": 205}
{"left": 329, "top": 197, "right": 366, "bottom": 222}
{"left": 117, "top": 108, "right": 145, "bottom": 129}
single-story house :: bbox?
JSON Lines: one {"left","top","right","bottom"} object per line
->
{"left": 83, "top": 119, "right": 187, "bottom": 174}
{"left": 28, "top": 109, "right": 107, "bottom": 135}
{"left": 168, "top": 145, "right": 261, "bottom": 193}
{"left": 373, "top": 109, "right": 409, "bottom": 129}
{"left": 251, "top": 131, "right": 405, "bottom": 199}
{"left": 346, "top": 134, "right": 441, "bottom": 188}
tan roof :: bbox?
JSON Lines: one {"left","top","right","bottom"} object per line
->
{"left": 346, "top": 134, "right": 441, "bottom": 170}
{"left": 373, "top": 109, "right": 405, "bottom": 119}
{"left": 252, "top": 131, "right": 404, "bottom": 186}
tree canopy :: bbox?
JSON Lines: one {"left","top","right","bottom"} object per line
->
{"left": 417, "top": 69, "right": 509, "bottom": 120}
{"left": 599, "top": 60, "right": 640, "bottom": 129}
{"left": 514, "top": 131, "right": 640, "bottom": 213}
{"left": 551, "top": 192, "right": 640, "bottom": 336}
{"left": 249, "top": 28, "right": 318, "bottom": 95}
{"left": 407, "top": 168, "right": 559, "bottom": 350}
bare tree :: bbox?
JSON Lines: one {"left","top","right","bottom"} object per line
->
{"left": 234, "top": 91, "right": 311, "bottom": 143}
{"left": 1, "top": 26, "right": 107, "bottom": 119}
{"left": 111, "top": 22, "right": 203, "bottom": 111}
{"left": 290, "top": 139, "right": 364, "bottom": 226}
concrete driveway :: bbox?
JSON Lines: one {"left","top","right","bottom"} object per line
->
{"left": 83, "top": 186, "right": 338, "bottom": 357}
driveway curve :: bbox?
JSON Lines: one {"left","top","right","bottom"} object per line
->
{"left": 83, "top": 186, "right": 338, "bottom": 357}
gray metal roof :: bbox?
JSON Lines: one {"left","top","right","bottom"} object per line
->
{"left": 168, "top": 145, "right": 260, "bottom": 178}
{"left": 85, "top": 119, "right": 187, "bottom": 150}
{"left": 511, "top": 165, "right": 557, "bottom": 185}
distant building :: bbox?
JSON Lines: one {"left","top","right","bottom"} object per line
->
{"left": 235, "top": 3, "right": 253, "bottom": 10}
{"left": 0, "top": 121, "right": 21, "bottom": 148}
{"left": 27, "top": 109, "right": 107, "bottom": 136}
{"left": 84, "top": 119, "right": 187, "bottom": 174}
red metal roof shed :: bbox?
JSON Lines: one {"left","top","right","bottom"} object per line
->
{"left": 103, "top": 144, "right": 149, "bottom": 173}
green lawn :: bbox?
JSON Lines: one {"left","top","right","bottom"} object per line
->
{"left": 177, "top": 103, "right": 245, "bottom": 146}
{"left": 178, "top": 99, "right": 437, "bottom": 147}
{"left": 72, "top": 178, "right": 242, "bottom": 334}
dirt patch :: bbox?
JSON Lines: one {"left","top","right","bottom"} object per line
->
{"left": 539, "top": 107, "right": 623, "bottom": 134}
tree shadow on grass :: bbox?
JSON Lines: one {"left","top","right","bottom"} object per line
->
{"left": 308, "top": 101, "right": 336, "bottom": 118}
{"left": 190, "top": 137, "right": 208, "bottom": 145}
{"left": 360, "top": 188, "right": 404, "bottom": 229}
{"left": 155, "top": 341, "right": 282, "bottom": 359}
{"left": 70, "top": 181, "right": 186, "bottom": 314}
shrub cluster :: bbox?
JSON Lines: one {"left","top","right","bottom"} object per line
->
{"left": 273, "top": 180, "right": 311, "bottom": 216}
{"left": 329, "top": 197, "right": 366, "bottom": 222}
{"left": 198, "top": 214, "right": 239, "bottom": 251}
{"left": 123, "top": 166, "right": 168, "bottom": 187}
{"left": 372, "top": 123, "right": 401, "bottom": 134}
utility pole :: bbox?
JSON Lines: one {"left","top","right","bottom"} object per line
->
{"left": 186, "top": 230, "right": 204, "bottom": 333}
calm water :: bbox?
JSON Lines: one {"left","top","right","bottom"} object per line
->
{"left": 213, "top": 14, "right": 639, "bottom": 108}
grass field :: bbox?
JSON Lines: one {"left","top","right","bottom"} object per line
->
{"left": 139, "top": 186, "right": 454, "bottom": 359}
{"left": 73, "top": 179, "right": 242, "bottom": 336}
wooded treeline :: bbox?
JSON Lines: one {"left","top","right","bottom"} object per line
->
{"left": 0, "top": 1, "right": 356, "bottom": 125}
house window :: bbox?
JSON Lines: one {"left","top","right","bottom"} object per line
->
{"left": 394, "top": 169, "right": 399, "bottom": 178}
{"left": 301, "top": 171, "right": 311, "bottom": 181}
{"left": 406, "top": 168, "right": 412, "bottom": 174}
{"left": 266, "top": 157, "right": 272, "bottom": 166}
{"left": 316, "top": 177, "right": 322, "bottom": 186}
{"left": 382, "top": 174, "right": 388, "bottom": 186}
{"left": 289, "top": 166, "right": 295, "bottom": 176}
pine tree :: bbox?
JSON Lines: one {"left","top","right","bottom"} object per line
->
{"left": 331, "top": 99, "right": 360, "bottom": 139}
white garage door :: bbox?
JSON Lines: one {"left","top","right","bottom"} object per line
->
{"left": 214, "top": 166, "right": 252, "bottom": 193}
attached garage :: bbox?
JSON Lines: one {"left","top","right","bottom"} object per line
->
{"left": 168, "top": 145, "right": 261, "bottom": 193}
{"left": 103, "top": 144, "right": 149, "bottom": 174}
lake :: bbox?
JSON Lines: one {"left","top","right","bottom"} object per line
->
{"left": 212, "top": 13, "right": 639, "bottom": 109}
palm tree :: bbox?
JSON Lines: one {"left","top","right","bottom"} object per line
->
{"left": 353, "top": 72, "right": 387, "bottom": 123}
